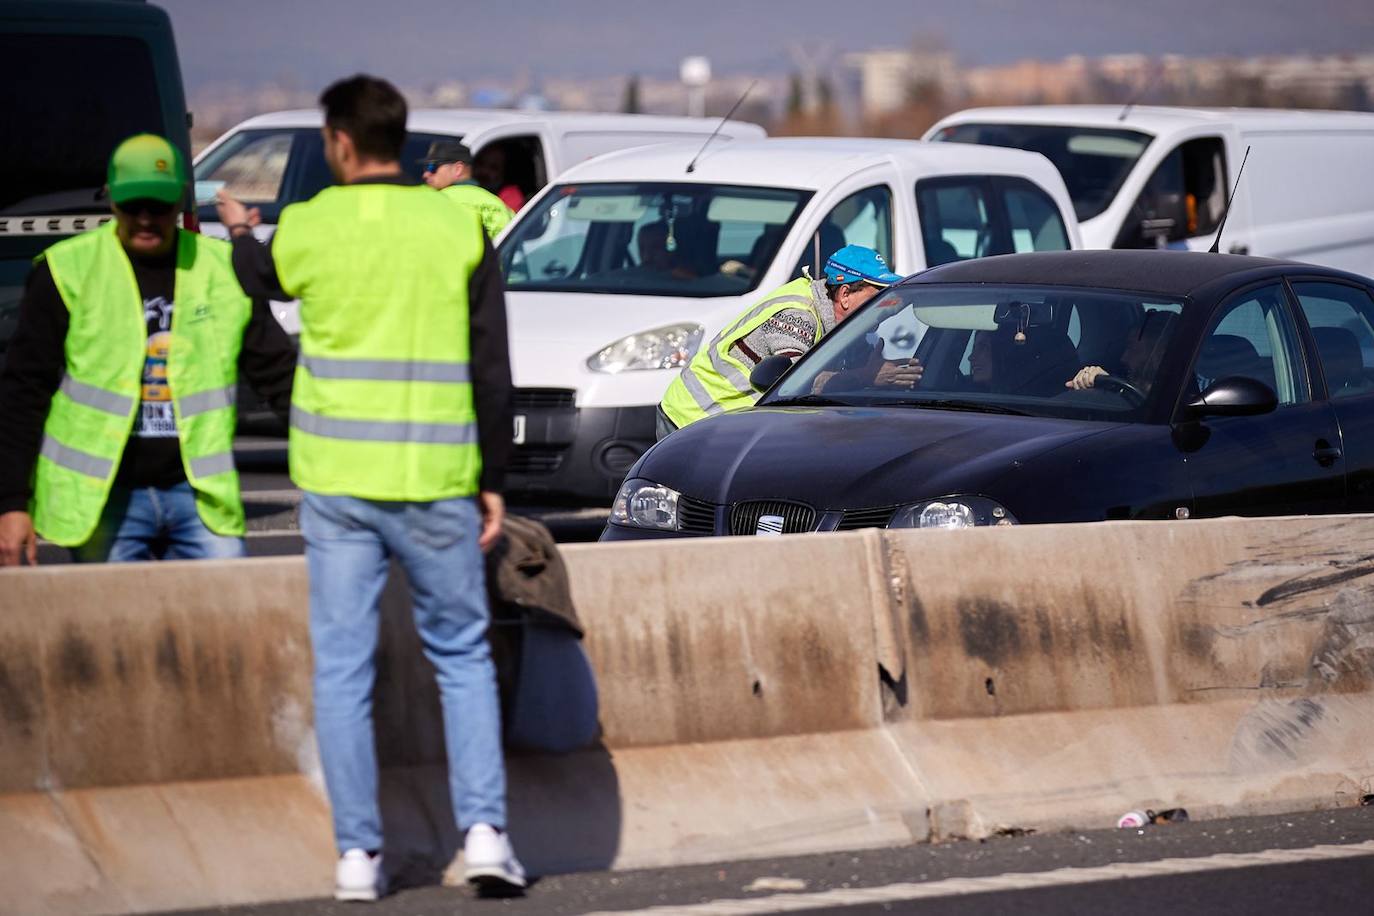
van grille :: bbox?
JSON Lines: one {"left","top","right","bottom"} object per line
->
{"left": 509, "top": 445, "right": 565, "bottom": 475}
{"left": 729, "top": 500, "right": 816, "bottom": 536}
{"left": 513, "top": 388, "right": 576, "bottom": 410}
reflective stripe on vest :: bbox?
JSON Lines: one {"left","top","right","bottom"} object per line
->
{"left": 660, "top": 278, "right": 824, "bottom": 429}
{"left": 274, "top": 184, "right": 486, "bottom": 501}
{"left": 301, "top": 354, "right": 471, "bottom": 383}
{"left": 32, "top": 223, "right": 251, "bottom": 546}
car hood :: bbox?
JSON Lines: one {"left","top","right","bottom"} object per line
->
{"left": 637, "top": 405, "right": 1124, "bottom": 509}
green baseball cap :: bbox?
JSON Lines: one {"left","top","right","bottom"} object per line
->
{"left": 107, "top": 134, "right": 187, "bottom": 206}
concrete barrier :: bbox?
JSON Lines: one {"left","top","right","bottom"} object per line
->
{"left": 1, "top": 515, "right": 1371, "bottom": 913}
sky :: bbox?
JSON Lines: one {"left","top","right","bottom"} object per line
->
{"left": 161, "top": 0, "right": 1374, "bottom": 91}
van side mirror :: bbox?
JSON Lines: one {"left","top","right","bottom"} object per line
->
{"left": 1183, "top": 376, "right": 1277, "bottom": 419}
{"left": 750, "top": 354, "right": 793, "bottom": 392}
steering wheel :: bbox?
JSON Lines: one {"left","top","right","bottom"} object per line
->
{"left": 1092, "top": 374, "right": 1146, "bottom": 407}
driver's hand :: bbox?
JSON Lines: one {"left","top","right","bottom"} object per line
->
{"left": 1067, "top": 365, "right": 1108, "bottom": 390}
{"left": 874, "top": 359, "right": 923, "bottom": 389}
{"left": 811, "top": 370, "right": 838, "bottom": 394}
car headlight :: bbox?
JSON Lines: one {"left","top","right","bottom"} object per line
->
{"left": 587, "top": 323, "right": 704, "bottom": 374}
{"left": 889, "top": 496, "right": 1018, "bottom": 529}
{"left": 610, "top": 477, "right": 681, "bottom": 530}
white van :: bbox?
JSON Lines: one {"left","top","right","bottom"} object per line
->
{"left": 926, "top": 106, "right": 1374, "bottom": 272}
{"left": 496, "top": 137, "right": 1081, "bottom": 500}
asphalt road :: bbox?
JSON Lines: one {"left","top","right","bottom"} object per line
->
{"left": 163, "top": 806, "right": 1374, "bottom": 916}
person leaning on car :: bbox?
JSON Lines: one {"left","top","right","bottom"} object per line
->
{"left": 657, "top": 245, "right": 911, "bottom": 438}
{"left": 421, "top": 139, "right": 515, "bottom": 240}
{"left": 0, "top": 133, "right": 295, "bottom": 566}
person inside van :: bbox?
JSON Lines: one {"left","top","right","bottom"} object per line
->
{"left": 473, "top": 145, "right": 526, "bottom": 212}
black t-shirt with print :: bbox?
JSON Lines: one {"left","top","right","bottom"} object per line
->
{"left": 117, "top": 251, "right": 187, "bottom": 489}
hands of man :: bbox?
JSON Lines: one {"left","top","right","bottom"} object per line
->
{"left": 0, "top": 511, "right": 37, "bottom": 567}
{"left": 874, "top": 359, "right": 923, "bottom": 389}
{"left": 811, "top": 370, "right": 838, "bottom": 394}
{"left": 1066, "top": 365, "right": 1108, "bottom": 390}
{"left": 215, "top": 190, "right": 262, "bottom": 236}
{"left": 478, "top": 491, "right": 505, "bottom": 553}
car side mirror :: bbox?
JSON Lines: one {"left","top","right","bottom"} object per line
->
{"left": 750, "top": 354, "right": 793, "bottom": 392}
{"left": 1183, "top": 376, "right": 1278, "bottom": 419}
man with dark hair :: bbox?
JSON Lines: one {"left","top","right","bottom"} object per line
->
{"left": 217, "top": 74, "right": 525, "bottom": 901}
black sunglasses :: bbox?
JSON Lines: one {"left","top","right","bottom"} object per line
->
{"left": 117, "top": 198, "right": 175, "bottom": 217}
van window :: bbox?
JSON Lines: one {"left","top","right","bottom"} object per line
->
{"left": 932, "top": 123, "right": 1151, "bottom": 222}
{"left": 500, "top": 182, "right": 812, "bottom": 298}
{"left": 1291, "top": 282, "right": 1374, "bottom": 399}
{"left": 916, "top": 176, "right": 1070, "bottom": 267}
{"left": 789, "top": 185, "right": 894, "bottom": 280}
{"left": 1115, "top": 137, "right": 1227, "bottom": 248}
{"left": 2, "top": 34, "right": 165, "bottom": 215}
{"left": 194, "top": 129, "right": 460, "bottom": 224}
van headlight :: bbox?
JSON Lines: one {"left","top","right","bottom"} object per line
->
{"left": 889, "top": 496, "right": 1018, "bottom": 529}
{"left": 587, "top": 323, "right": 704, "bottom": 374}
{"left": 611, "top": 478, "right": 681, "bottom": 530}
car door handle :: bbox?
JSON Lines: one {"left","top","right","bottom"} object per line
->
{"left": 1314, "top": 442, "right": 1343, "bottom": 466}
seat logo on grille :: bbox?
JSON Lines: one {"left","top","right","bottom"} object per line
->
{"left": 755, "top": 514, "right": 785, "bottom": 536}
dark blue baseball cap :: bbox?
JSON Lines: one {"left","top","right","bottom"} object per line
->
{"left": 824, "top": 245, "right": 903, "bottom": 287}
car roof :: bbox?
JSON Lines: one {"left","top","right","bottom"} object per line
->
{"left": 229, "top": 108, "right": 759, "bottom": 136}
{"left": 908, "top": 249, "right": 1370, "bottom": 298}
{"left": 933, "top": 105, "right": 1374, "bottom": 137}
{"left": 554, "top": 137, "right": 1061, "bottom": 190}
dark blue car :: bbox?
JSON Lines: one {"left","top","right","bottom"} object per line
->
{"left": 603, "top": 250, "right": 1374, "bottom": 539}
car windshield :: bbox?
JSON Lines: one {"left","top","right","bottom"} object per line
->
{"left": 932, "top": 123, "right": 1152, "bottom": 222}
{"left": 499, "top": 182, "right": 811, "bottom": 297}
{"left": 767, "top": 284, "right": 1185, "bottom": 423}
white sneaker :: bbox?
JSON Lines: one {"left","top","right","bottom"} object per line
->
{"left": 335, "top": 848, "right": 383, "bottom": 902}
{"left": 464, "top": 823, "right": 527, "bottom": 892}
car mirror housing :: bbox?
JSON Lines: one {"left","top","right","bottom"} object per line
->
{"left": 750, "top": 354, "right": 793, "bottom": 392}
{"left": 1184, "top": 376, "right": 1278, "bottom": 419}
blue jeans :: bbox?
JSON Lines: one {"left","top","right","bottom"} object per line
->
{"left": 72, "top": 483, "right": 247, "bottom": 563}
{"left": 300, "top": 492, "right": 506, "bottom": 853}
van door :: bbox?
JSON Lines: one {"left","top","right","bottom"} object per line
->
{"left": 786, "top": 181, "right": 897, "bottom": 281}
{"left": 465, "top": 125, "right": 550, "bottom": 212}
{"left": 1113, "top": 136, "right": 1234, "bottom": 251}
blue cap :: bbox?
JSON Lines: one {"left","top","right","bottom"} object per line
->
{"left": 824, "top": 245, "right": 903, "bottom": 287}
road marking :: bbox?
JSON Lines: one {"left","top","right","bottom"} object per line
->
{"left": 582, "top": 840, "right": 1374, "bottom": 915}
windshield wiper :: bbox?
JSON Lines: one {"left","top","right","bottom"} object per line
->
{"left": 764, "top": 394, "right": 856, "bottom": 408}
{"left": 885, "top": 398, "right": 1029, "bottom": 416}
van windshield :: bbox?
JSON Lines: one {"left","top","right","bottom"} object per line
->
{"left": 932, "top": 123, "right": 1152, "bottom": 222}
{"left": 499, "top": 182, "right": 812, "bottom": 297}
{"left": 1, "top": 33, "right": 166, "bottom": 215}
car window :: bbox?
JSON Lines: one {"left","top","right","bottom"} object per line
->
{"left": 500, "top": 182, "right": 812, "bottom": 297}
{"left": 916, "top": 177, "right": 1070, "bottom": 268}
{"left": 789, "top": 185, "right": 894, "bottom": 280}
{"left": 1292, "top": 281, "right": 1374, "bottom": 399}
{"left": 197, "top": 130, "right": 294, "bottom": 203}
{"left": 1194, "top": 284, "right": 1308, "bottom": 405}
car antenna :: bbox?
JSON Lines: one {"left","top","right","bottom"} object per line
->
{"left": 1208, "top": 145, "right": 1251, "bottom": 254}
{"left": 686, "top": 80, "right": 757, "bottom": 174}
{"left": 1118, "top": 69, "right": 1162, "bottom": 122}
